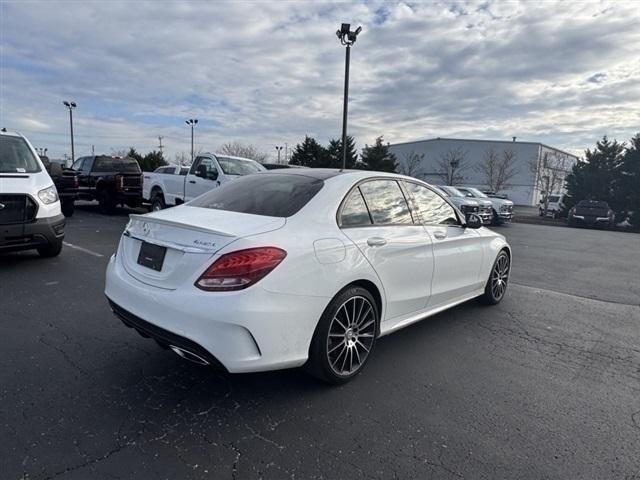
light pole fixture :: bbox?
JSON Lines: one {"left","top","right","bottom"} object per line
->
{"left": 185, "top": 119, "right": 198, "bottom": 162}
{"left": 275, "top": 146, "right": 283, "bottom": 163}
{"left": 62, "top": 100, "right": 77, "bottom": 162}
{"left": 336, "top": 23, "right": 362, "bottom": 170}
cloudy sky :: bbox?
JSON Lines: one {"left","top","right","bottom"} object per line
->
{"left": 1, "top": 0, "right": 639, "bottom": 162}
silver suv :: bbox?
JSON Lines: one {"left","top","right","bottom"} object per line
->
{"left": 457, "top": 186, "right": 514, "bottom": 225}
{"left": 435, "top": 185, "right": 493, "bottom": 224}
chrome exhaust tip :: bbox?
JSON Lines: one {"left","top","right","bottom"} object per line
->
{"left": 169, "top": 345, "right": 210, "bottom": 366}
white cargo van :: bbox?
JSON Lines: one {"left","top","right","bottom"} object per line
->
{"left": 0, "top": 130, "right": 65, "bottom": 257}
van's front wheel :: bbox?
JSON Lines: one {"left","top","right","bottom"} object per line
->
{"left": 37, "top": 238, "right": 63, "bottom": 258}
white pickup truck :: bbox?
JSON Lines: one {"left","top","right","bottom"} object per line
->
{"left": 142, "top": 153, "right": 266, "bottom": 211}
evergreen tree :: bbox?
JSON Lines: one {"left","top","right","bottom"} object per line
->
{"left": 564, "top": 136, "right": 625, "bottom": 214}
{"left": 289, "top": 136, "right": 329, "bottom": 168}
{"left": 141, "top": 150, "right": 167, "bottom": 172}
{"left": 326, "top": 136, "right": 358, "bottom": 169}
{"left": 620, "top": 134, "right": 640, "bottom": 227}
{"left": 359, "top": 136, "right": 398, "bottom": 172}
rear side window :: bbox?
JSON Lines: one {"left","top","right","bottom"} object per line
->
{"left": 340, "top": 188, "right": 372, "bottom": 227}
{"left": 359, "top": 180, "right": 413, "bottom": 225}
{"left": 403, "top": 182, "right": 459, "bottom": 225}
{"left": 0, "top": 136, "right": 41, "bottom": 173}
{"left": 92, "top": 156, "right": 141, "bottom": 173}
{"left": 189, "top": 173, "right": 323, "bottom": 217}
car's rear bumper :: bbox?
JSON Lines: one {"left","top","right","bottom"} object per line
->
{"left": 0, "top": 214, "right": 65, "bottom": 252}
{"left": 104, "top": 253, "right": 329, "bottom": 373}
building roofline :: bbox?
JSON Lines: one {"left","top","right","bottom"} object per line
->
{"left": 388, "top": 137, "right": 579, "bottom": 159}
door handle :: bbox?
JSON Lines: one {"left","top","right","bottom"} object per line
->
{"left": 189, "top": 180, "right": 196, "bottom": 184}
{"left": 367, "top": 237, "right": 387, "bottom": 247}
{"left": 433, "top": 230, "right": 447, "bottom": 240}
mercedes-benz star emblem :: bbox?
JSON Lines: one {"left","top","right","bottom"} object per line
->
{"left": 142, "top": 222, "right": 150, "bottom": 235}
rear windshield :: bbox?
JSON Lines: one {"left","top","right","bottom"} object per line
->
{"left": 577, "top": 200, "right": 608, "bottom": 208}
{"left": 0, "top": 136, "right": 41, "bottom": 173}
{"left": 189, "top": 173, "right": 323, "bottom": 217}
{"left": 92, "top": 156, "right": 141, "bottom": 173}
{"left": 217, "top": 156, "right": 264, "bottom": 176}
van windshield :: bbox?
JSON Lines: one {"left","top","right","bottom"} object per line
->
{"left": 548, "top": 195, "right": 560, "bottom": 203}
{"left": 0, "top": 136, "right": 41, "bottom": 173}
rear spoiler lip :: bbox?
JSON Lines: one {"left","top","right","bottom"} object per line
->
{"left": 128, "top": 213, "right": 236, "bottom": 238}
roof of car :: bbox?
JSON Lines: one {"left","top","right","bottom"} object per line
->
{"left": 0, "top": 129, "right": 23, "bottom": 138}
{"left": 261, "top": 168, "right": 349, "bottom": 180}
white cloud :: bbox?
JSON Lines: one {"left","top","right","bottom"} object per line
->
{"left": 1, "top": 0, "right": 639, "bottom": 161}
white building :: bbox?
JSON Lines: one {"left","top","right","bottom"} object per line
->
{"left": 389, "top": 137, "right": 579, "bottom": 206}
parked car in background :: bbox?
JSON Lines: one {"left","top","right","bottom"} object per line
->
{"left": 260, "top": 163, "right": 307, "bottom": 170}
{"left": 72, "top": 155, "right": 143, "bottom": 214}
{"left": 539, "top": 193, "right": 565, "bottom": 219}
{"left": 143, "top": 153, "right": 266, "bottom": 211}
{"left": 0, "top": 130, "right": 65, "bottom": 257}
{"left": 568, "top": 200, "right": 615, "bottom": 229}
{"left": 457, "top": 186, "right": 514, "bottom": 225}
{"left": 40, "top": 155, "right": 78, "bottom": 217}
{"left": 435, "top": 185, "right": 493, "bottom": 224}
{"left": 483, "top": 190, "right": 509, "bottom": 200}
{"left": 106, "top": 169, "right": 511, "bottom": 384}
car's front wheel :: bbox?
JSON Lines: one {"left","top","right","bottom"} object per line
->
{"left": 307, "top": 286, "right": 378, "bottom": 384}
{"left": 37, "top": 238, "right": 63, "bottom": 258}
{"left": 478, "top": 250, "right": 510, "bottom": 305}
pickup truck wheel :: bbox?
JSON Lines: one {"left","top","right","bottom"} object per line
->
{"left": 98, "top": 190, "right": 116, "bottom": 215}
{"left": 37, "top": 238, "right": 63, "bottom": 258}
{"left": 151, "top": 195, "right": 166, "bottom": 212}
{"left": 61, "top": 199, "right": 75, "bottom": 217}
{"left": 491, "top": 209, "right": 502, "bottom": 226}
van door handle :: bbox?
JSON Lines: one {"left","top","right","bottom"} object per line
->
{"left": 189, "top": 180, "right": 196, "bottom": 184}
{"left": 367, "top": 237, "right": 387, "bottom": 247}
{"left": 433, "top": 230, "right": 447, "bottom": 240}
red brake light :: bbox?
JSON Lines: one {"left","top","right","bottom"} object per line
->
{"left": 195, "top": 247, "right": 287, "bottom": 291}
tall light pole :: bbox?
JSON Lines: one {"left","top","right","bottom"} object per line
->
{"left": 185, "top": 119, "right": 198, "bottom": 162}
{"left": 336, "top": 23, "right": 362, "bottom": 171}
{"left": 275, "top": 146, "right": 283, "bottom": 163}
{"left": 62, "top": 101, "right": 77, "bottom": 163}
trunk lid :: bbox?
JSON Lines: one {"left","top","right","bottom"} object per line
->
{"left": 120, "top": 205, "right": 285, "bottom": 290}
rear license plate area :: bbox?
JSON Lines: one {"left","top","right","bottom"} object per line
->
{"left": 137, "top": 241, "right": 166, "bottom": 272}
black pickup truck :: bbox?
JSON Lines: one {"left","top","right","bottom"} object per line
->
{"left": 71, "top": 155, "right": 143, "bottom": 214}
{"left": 41, "top": 156, "right": 79, "bottom": 217}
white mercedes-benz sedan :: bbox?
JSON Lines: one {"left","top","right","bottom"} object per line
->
{"left": 105, "top": 169, "right": 511, "bottom": 384}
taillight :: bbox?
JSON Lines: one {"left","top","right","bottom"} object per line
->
{"left": 116, "top": 174, "right": 124, "bottom": 191}
{"left": 195, "top": 247, "right": 287, "bottom": 291}
{"left": 73, "top": 177, "right": 79, "bottom": 188}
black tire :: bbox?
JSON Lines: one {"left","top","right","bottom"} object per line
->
{"left": 478, "top": 250, "right": 510, "bottom": 305}
{"left": 61, "top": 199, "right": 75, "bottom": 217}
{"left": 306, "top": 286, "right": 378, "bottom": 385}
{"left": 98, "top": 190, "right": 116, "bottom": 215}
{"left": 151, "top": 195, "right": 166, "bottom": 212}
{"left": 491, "top": 209, "right": 502, "bottom": 226}
{"left": 37, "top": 238, "right": 63, "bottom": 258}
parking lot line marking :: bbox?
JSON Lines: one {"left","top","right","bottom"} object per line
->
{"left": 63, "top": 242, "right": 104, "bottom": 258}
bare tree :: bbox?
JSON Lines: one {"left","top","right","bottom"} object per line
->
{"left": 398, "top": 151, "right": 425, "bottom": 178}
{"left": 477, "top": 148, "right": 518, "bottom": 192}
{"left": 219, "top": 141, "right": 269, "bottom": 163}
{"left": 530, "top": 151, "right": 572, "bottom": 213}
{"left": 436, "top": 148, "right": 469, "bottom": 185}
{"left": 173, "top": 152, "right": 191, "bottom": 166}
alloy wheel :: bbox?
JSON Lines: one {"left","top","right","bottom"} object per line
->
{"left": 491, "top": 254, "right": 510, "bottom": 300}
{"left": 326, "top": 296, "right": 376, "bottom": 376}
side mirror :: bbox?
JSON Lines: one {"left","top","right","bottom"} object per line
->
{"left": 195, "top": 164, "right": 207, "bottom": 178}
{"left": 207, "top": 169, "right": 219, "bottom": 181}
{"left": 465, "top": 213, "right": 483, "bottom": 229}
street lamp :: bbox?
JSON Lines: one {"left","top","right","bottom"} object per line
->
{"left": 336, "top": 23, "right": 362, "bottom": 170}
{"left": 62, "top": 101, "right": 77, "bottom": 163}
{"left": 185, "top": 119, "right": 198, "bottom": 162}
{"left": 275, "top": 146, "right": 283, "bottom": 163}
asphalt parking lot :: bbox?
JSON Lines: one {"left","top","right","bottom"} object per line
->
{"left": 2, "top": 206, "right": 639, "bottom": 480}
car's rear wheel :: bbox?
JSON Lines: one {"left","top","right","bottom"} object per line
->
{"left": 478, "top": 250, "right": 510, "bottom": 305}
{"left": 307, "top": 286, "right": 378, "bottom": 384}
